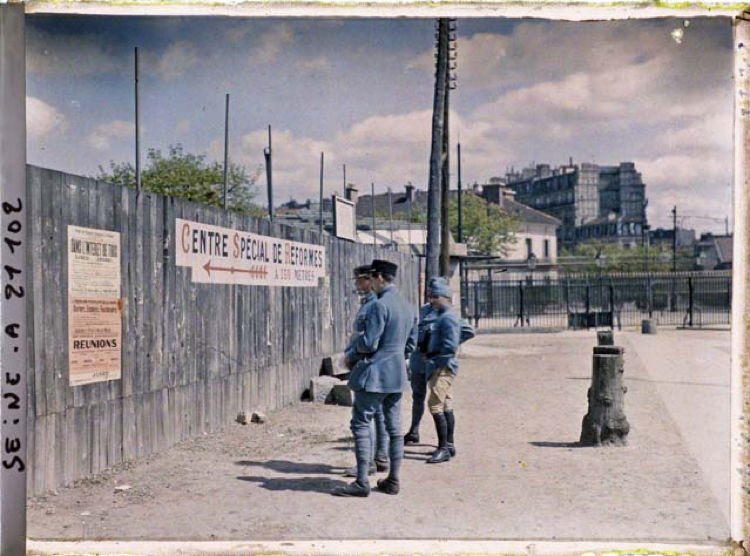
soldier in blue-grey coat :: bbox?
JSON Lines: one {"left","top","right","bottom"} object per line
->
{"left": 332, "top": 259, "right": 418, "bottom": 497}
{"left": 343, "top": 264, "right": 389, "bottom": 477}
{"left": 423, "top": 279, "right": 462, "bottom": 464}
{"left": 403, "top": 276, "right": 446, "bottom": 445}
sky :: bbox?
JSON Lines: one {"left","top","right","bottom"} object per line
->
{"left": 26, "top": 16, "right": 734, "bottom": 234}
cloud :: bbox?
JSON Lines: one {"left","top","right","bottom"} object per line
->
{"left": 255, "top": 24, "right": 295, "bottom": 65}
{"left": 409, "top": 19, "right": 730, "bottom": 97}
{"left": 208, "top": 128, "right": 328, "bottom": 203}
{"left": 296, "top": 56, "right": 331, "bottom": 74}
{"left": 150, "top": 41, "right": 199, "bottom": 80}
{"left": 26, "top": 96, "right": 68, "bottom": 139}
{"left": 652, "top": 110, "right": 733, "bottom": 154}
{"left": 176, "top": 119, "right": 192, "bottom": 136}
{"left": 639, "top": 154, "right": 732, "bottom": 230}
{"left": 26, "top": 27, "right": 122, "bottom": 77}
{"left": 86, "top": 120, "right": 135, "bottom": 151}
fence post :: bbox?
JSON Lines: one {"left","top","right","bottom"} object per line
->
{"left": 518, "top": 280, "right": 525, "bottom": 328}
{"left": 564, "top": 278, "right": 571, "bottom": 328}
{"left": 609, "top": 283, "right": 615, "bottom": 330}
{"left": 585, "top": 284, "right": 591, "bottom": 329}
{"left": 688, "top": 276, "right": 694, "bottom": 328}
{"left": 473, "top": 281, "right": 480, "bottom": 329}
{"left": 459, "top": 265, "right": 466, "bottom": 319}
{"left": 487, "top": 270, "right": 495, "bottom": 320}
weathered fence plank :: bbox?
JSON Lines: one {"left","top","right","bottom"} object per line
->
{"left": 25, "top": 165, "right": 420, "bottom": 495}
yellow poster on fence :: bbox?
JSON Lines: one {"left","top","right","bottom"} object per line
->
{"left": 67, "top": 225, "right": 122, "bottom": 387}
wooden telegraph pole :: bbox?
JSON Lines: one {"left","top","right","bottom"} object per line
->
{"left": 439, "top": 19, "right": 457, "bottom": 277}
{"left": 426, "top": 19, "right": 450, "bottom": 288}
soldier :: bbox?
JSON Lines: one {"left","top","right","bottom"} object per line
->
{"left": 332, "top": 259, "right": 417, "bottom": 497}
{"left": 403, "top": 276, "right": 447, "bottom": 445}
{"left": 423, "top": 279, "right": 461, "bottom": 464}
{"left": 343, "top": 264, "right": 389, "bottom": 478}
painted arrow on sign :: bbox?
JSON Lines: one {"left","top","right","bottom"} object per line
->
{"left": 202, "top": 260, "right": 269, "bottom": 278}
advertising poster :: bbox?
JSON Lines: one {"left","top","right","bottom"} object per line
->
{"left": 67, "top": 225, "right": 122, "bottom": 386}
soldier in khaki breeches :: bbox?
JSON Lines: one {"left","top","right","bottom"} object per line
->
{"left": 422, "top": 280, "right": 461, "bottom": 464}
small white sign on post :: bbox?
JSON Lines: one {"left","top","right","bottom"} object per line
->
{"left": 332, "top": 195, "right": 356, "bottom": 242}
{"left": 176, "top": 218, "right": 327, "bottom": 287}
{"left": 67, "top": 225, "right": 122, "bottom": 387}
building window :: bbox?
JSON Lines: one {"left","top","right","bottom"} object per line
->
{"left": 525, "top": 238, "right": 533, "bottom": 258}
{"left": 544, "top": 239, "right": 550, "bottom": 258}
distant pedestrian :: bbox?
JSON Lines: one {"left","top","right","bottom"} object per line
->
{"left": 423, "top": 280, "right": 461, "bottom": 464}
{"left": 343, "top": 264, "right": 389, "bottom": 478}
{"left": 332, "top": 259, "right": 417, "bottom": 497}
{"left": 403, "top": 276, "right": 447, "bottom": 445}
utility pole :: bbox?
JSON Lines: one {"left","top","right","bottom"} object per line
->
{"left": 264, "top": 125, "right": 273, "bottom": 221}
{"left": 371, "top": 183, "right": 377, "bottom": 252}
{"left": 457, "top": 142, "right": 463, "bottom": 243}
{"left": 343, "top": 164, "right": 347, "bottom": 198}
{"left": 440, "top": 19, "right": 458, "bottom": 277}
{"left": 134, "top": 47, "right": 141, "bottom": 192}
{"left": 319, "top": 152, "right": 324, "bottom": 236}
{"left": 672, "top": 205, "right": 677, "bottom": 272}
{"left": 222, "top": 93, "right": 230, "bottom": 209}
{"left": 440, "top": 83, "right": 451, "bottom": 276}
{"left": 426, "top": 18, "right": 450, "bottom": 287}
{"left": 388, "top": 187, "right": 394, "bottom": 248}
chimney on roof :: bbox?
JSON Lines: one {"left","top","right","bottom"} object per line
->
{"left": 404, "top": 182, "right": 414, "bottom": 202}
{"left": 345, "top": 184, "right": 359, "bottom": 206}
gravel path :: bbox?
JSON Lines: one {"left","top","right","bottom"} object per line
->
{"left": 27, "top": 329, "right": 730, "bottom": 541}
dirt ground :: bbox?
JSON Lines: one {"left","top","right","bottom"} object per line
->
{"left": 27, "top": 329, "right": 730, "bottom": 542}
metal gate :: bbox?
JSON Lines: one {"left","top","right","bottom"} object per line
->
{"left": 460, "top": 270, "right": 732, "bottom": 331}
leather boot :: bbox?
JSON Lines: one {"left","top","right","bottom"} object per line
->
{"left": 426, "top": 413, "right": 451, "bottom": 464}
{"left": 376, "top": 476, "right": 400, "bottom": 495}
{"left": 445, "top": 410, "right": 456, "bottom": 457}
{"left": 403, "top": 430, "right": 420, "bottom": 444}
{"left": 331, "top": 481, "right": 370, "bottom": 497}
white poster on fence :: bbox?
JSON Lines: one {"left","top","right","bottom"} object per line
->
{"left": 175, "top": 218, "right": 327, "bottom": 287}
{"left": 67, "top": 225, "right": 122, "bottom": 387}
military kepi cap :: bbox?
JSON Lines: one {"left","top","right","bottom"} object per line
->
{"left": 431, "top": 280, "right": 452, "bottom": 299}
{"left": 428, "top": 276, "right": 448, "bottom": 290}
{"left": 353, "top": 264, "right": 372, "bottom": 279}
{"left": 370, "top": 259, "right": 398, "bottom": 278}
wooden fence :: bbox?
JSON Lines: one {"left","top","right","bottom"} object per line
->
{"left": 25, "top": 165, "right": 420, "bottom": 495}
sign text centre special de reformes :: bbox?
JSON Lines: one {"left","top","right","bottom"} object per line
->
{"left": 175, "top": 218, "right": 326, "bottom": 286}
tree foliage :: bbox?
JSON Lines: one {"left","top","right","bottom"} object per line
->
{"left": 559, "top": 240, "right": 695, "bottom": 273}
{"left": 448, "top": 192, "right": 518, "bottom": 255}
{"left": 96, "top": 144, "right": 265, "bottom": 217}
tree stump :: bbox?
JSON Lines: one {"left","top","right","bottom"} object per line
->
{"left": 641, "top": 319, "right": 657, "bottom": 334}
{"left": 597, "top": 330, "right": 614, "bottom": 346}
{"left": 580, "top": 346, "right": 630, "bottom": 446}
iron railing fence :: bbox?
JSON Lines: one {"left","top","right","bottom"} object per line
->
{"left": 460, "top": 270, "right": 732, "bottom": 331}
